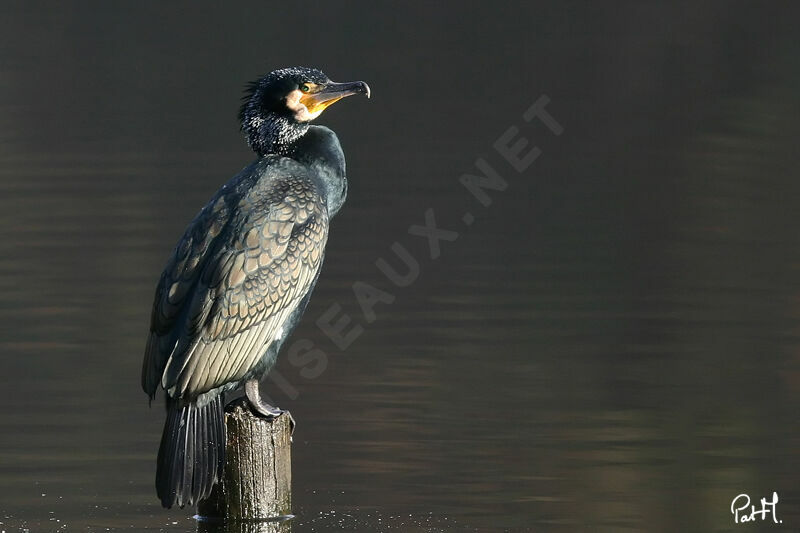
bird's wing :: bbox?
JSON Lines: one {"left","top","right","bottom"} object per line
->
{"left": 142, "top": 188, "right": 233, "bottom": 398}
{"left": 142, "top": 170, "right": 329, "bottom": 400}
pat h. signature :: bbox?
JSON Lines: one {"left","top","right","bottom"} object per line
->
{"left": 731, "top": 492, "right": 781, "bottom": 524}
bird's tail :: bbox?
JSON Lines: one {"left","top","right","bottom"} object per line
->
{"left": 156, "top": 394, "right": 225, "bottom": 508}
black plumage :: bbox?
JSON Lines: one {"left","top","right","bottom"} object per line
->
{"left": 142, "top": 67, "right": 370, "bottom": 508}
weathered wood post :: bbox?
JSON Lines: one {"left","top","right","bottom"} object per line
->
{"left": 197, "top": 397, "right": 292, "bottom": 531}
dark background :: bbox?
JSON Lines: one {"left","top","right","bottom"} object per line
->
{"left": 1, "top": 1, "right": 799, "bottom": 531}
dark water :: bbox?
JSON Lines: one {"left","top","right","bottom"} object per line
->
{"left": 2, "top": 2, "right": 800, "bottom": 531}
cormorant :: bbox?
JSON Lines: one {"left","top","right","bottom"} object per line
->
{"left": 141, "top": 67, "right": 370, "bottom": 509}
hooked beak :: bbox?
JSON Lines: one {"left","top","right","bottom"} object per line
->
{"left": 299, "top": 80, "right": 371, "bottom": 115}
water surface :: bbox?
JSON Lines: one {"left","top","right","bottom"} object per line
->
{"left": 1, "top": 2, "right": 799, "bottom": 531}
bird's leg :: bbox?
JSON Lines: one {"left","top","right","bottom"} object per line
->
{"left": 244, "top": 378, "right": 295, "bottom": 434}
{"left": 244, "top": 379, "right": 282, "bottom": 417}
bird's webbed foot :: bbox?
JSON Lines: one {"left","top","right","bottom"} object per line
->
{"left": 244, "top": 379, "right": 296, "bottom": 435}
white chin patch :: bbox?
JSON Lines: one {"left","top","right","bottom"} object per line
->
{"left": 285, "top": 89, "right": 322, "bottom": 122}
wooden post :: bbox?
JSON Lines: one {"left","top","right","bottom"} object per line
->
{"left": 197, "top": 398, "right": 292, "bottom": 529}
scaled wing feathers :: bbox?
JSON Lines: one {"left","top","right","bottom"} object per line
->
{"left": 142, "top": 170, "right": 328, "bottom": 400}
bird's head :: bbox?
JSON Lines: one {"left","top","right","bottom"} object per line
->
{"left": 240, "top": 67, "right": 370, "bottom": 156}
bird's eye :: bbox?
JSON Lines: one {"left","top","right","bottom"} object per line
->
{"left": 300, "top": 84, "right": 311, "bottom": 93}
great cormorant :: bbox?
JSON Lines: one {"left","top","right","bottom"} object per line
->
{"left": 141, "top": 67, "right": 370, "bottom": 509}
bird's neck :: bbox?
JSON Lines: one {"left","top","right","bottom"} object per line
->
{"left": 245, "top": 113, "right": 310, "bottom": 156}
{"left": 245, "top": 118, "right": 348, "bottom": 216}
{"left": 287, "top": 126, "right": 348, "bottom": 217}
